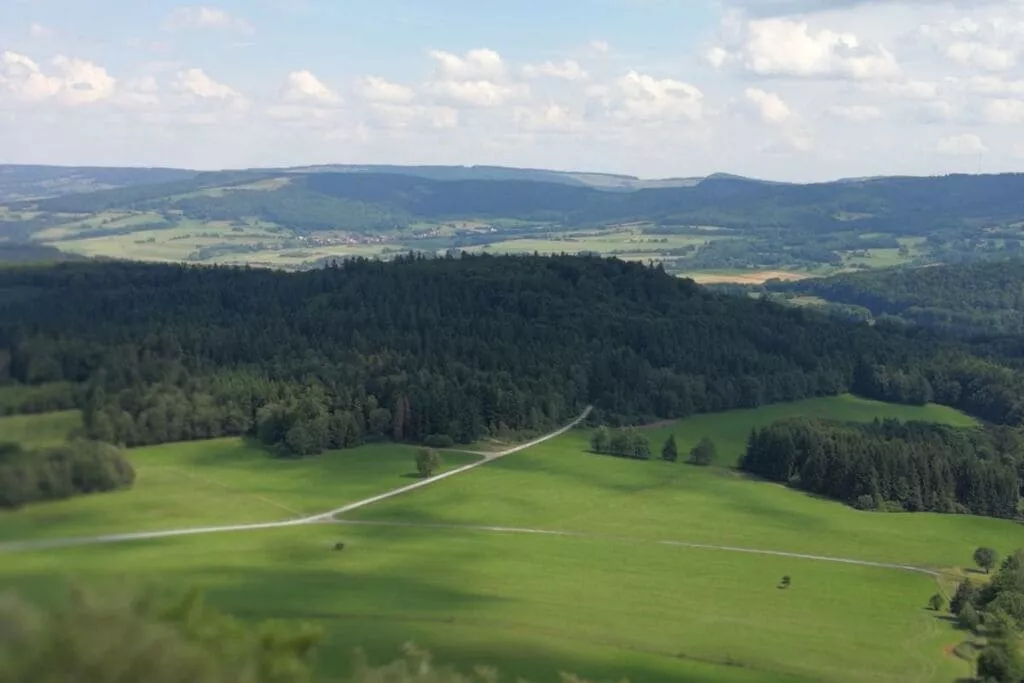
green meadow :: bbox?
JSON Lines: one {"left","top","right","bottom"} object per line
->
{"left": 0, "top": 410, "right": 82, "bottom": 448}
{"left": 0, "top": 436, "right": 478, "bottom": 540}
{"left": 0, "top": 395, "right": 1014, "bottom": 683}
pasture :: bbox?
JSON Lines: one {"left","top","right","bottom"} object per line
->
{"left": 0, "top": 410, "right": 82, "bottom": 449}
{"left": 0, "top": 396, "right": 1011, "bottom": 683}
{"left": 0, "top": 435, "right": 478, "bottom": 540}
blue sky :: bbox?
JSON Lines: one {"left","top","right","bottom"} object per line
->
{"left": 1, "top": 0, "right": 1023, "bottom": 180}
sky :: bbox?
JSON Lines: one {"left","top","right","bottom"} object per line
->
{"left": 2, "top": 0, "right": 1024, "bottom": 181}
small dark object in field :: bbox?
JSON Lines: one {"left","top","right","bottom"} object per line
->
{"left": 779, "top": 575, "right": 791, "bottom": 589}
{"left": 333, "top": 542, "right": 346, "bottom": 551}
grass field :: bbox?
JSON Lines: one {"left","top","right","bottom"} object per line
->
{"left": 0, "top": 396, "right": 1009, "bottom": 683}
{"left": 0, "top": 436, "right": 478, "bottom": 540}
{"left": 0, "top": 410, "right": 82, "bottom": 448}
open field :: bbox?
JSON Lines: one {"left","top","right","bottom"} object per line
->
{"left": 469, "top": 230, "right": 726, "bottom": 259}
{"left": 0, "top": 435, "right": 478, "bottom": 540}
{"left": 0, "top": 396, "right": 1010, "bottom": 682}
{"left": 0, "top": 524, "right": 963, "bottom": 683}
{"left": 683, "top": 270, "right": 814, "bottom": 285}
{"left": 0, "top": 409, "right": 82, "bottom": 448}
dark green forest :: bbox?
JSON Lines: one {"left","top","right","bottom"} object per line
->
{"left": 742, "top": 419, "right": 1022, "bottom": 518}
{"left": 3, "top": 255, "right": 1024, "bottom": 459}
{"left": 769, "top": 259, "right": 1024, "bottom": 337}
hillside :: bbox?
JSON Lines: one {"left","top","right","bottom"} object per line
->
{"left": 2, "top": 255, "right": 1024, "bottom": 455}
{"left": 4, "top": 166, "right": 1024, "bottom": 274}
{"left": 0, "top": 165, "right": 198, "bottom": 202}
{"left": 768, "top": 258, "right": 1024, "bottom": 337}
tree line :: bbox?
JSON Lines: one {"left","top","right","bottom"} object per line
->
{"left": 946, "top": 548, "right": 1024, "bottom": 682}
{"left": 0, "top": 440, "right": 135, "bottom": 509}
{"left": 741, "top": 419, "right": 1022, "bottom": 519}
{"left": 591, "top": 428, "right": 716, "bottom": 466}
{"left": 3, "top": 255, "right": 1024, "bottom": 457}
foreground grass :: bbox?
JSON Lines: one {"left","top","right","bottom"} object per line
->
{"left": 0, "top": 436, "right": 477, "bottom": 540}
{"left": 0, "top": 525, "right": 965, "bottom": 683}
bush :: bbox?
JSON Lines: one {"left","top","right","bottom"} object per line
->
{"left": 0, "top": 440, "right": 134, "bottom": 509}
{"left": 423, "top": 434, "right": 455, "bottom": 448}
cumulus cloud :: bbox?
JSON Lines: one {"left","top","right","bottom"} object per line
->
{"left": 745, "top": 87, "right": 792, "bottom": 123}
{"left": 514, "top": 104, "right": 580, "bottom": 132}
{"left": 283, "top": 70, "right": 338, "bottom": 104}
{"left": 826, "top": 104, "right": 882, "bottom": 121}
{"left": 354, "top": 76, "right": 415, "bottom": 104}
{"left": 983, "top": 98, "right": 1024, "bottom": 124}
{"left": 367, "top": 103, "right": 459, "bottom": 130}
{"left": 522, "top": 60, "right": 588, "bottom": 81}
{"left": 712, "top": 17, "right": 900, "bottom": 79}
{"left": 29, "top": 23, "right": 54, "bottom": 39}
{"left": 935, "top": 133, "right": 988, "bottom": 155}
{"left": 174, "top": 68, "right": 241, "bottom": 100}
{"left": 164, "top": 6, "right": 254, "bottom": 33}
{"left": 428, "top": 48, "right": 504, "bottom": 80}
{"left": 427, "top": 79, "right": 527, "bottom": 108}
{"left": 425, "top": 48, "right": 526, "bottom": 108}
{"left": 921, "top": 16, "right": 1024, "bottom": 72}
{"left": 609, "top": 71, "right": 704, "bottom": 122}
{"left": 0, "top": 51, "right": 116, "bottom": 105}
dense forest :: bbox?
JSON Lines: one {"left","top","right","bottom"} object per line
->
{"left": 769, "top": 259, "right": 1024, "bottom": 337}
{"left": 0, "top": 440, "right": 135, "bottom": 509}
{"left": 741, "top": 419, "right": 1022, "bottom": 518}
{"left": 2, "top": 255, "right": 1024, "bottom": 457}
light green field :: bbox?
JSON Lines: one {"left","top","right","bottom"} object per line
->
{"left": 0, "top": 410, "right": 82, "bottom": 448}
{"left": 0, "top": 397, "right": 1006, "bottom": 682}
{"left": 0, "top": 436, "right": 478, "bottom": 540}
{"left": 469, "top": 230, "right": 722, "bottom": 257}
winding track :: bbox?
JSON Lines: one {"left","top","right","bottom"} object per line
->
{"left": 0, "top": 405, "right": 941, "bottom": 578}
{"left": 0, "top": 407, "right": 593, "bottom": 553}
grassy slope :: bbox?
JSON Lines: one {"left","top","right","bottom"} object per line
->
{"left": 0, "top": 410, "right": 82, "bottom": 448}
{"left": 0, "top": 436, "right": 478, "bottom": 540}
{"left": 0, "top": 396, "right": 1002, "bottom": 682}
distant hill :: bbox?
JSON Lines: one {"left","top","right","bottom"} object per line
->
{"left": 0, "top": 165, "right": 198, "bottom": 202}
{"left": 768, "top": 258, "right": 1024, "bottom": 337}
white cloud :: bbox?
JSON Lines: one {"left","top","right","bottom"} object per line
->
{"left": 745, "top": 87, "right": 791, "bottom": 123}
{"left": 428, "top": 48, "right": 504, "bottom": 80}
{"left": 860, "top": 80, "right": 938, "bottom": 99}
{"left": 29, "top": 23, "right": 54, "bottom": 39}
{"left": 984, "top": 98, "right": 1024, "bottom": 124}
{"left": 427, "top": 79, "right": 527, "bottom": 108}
{"left": 354, "top": 76, "right": 415, "bottom": 104}
{"left": 174, "top": 68, "right": 240, "bottom": 99}
{"left": 611, "top": 71, "right": 704, "bottom": 122}
{"left": 968, "top": 75, "right": 1024, "bottom": 95}
{"left": 935, "top": 133, "right": 987, "bottom": 155}
{"left": 368, "top": 104, "right": 459, "bottom": 130}
{"left": 826, "top": 104, "right": 882, "bottom": 121}
{"left": 945, "top": 42, "right": 1015, "bottom": 71}
{"left": 164, "top": 6, "right": 254, "bottom": 33}
{"left": 714, "top": 17, "right": 900, "bottom": 79}
{"left": 0, "top": 51, "right": 116, "bottom": 105}
{"left": 283, "top": 70, "right": 338, "bottom": 104}
{"left": 514, "top": 104, "right": 580, "bottom": 132}
{"left": 522, "top": 60, "right": 588, "bottom": 81}
{"left": 589, "top": 40, "right": 611, "bottom": 54}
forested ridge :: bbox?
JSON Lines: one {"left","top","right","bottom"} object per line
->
{"left": 742, "top": 419, "right": 1022, "bottom": 518}
{"left": 770, "top": 258, "right": 1024, "bottom": 337}
{"left": 2, "top": 255, "right": 1024, "bottom": 456}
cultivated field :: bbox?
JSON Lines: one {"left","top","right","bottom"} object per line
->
{"left": 0, "top": 396, "right": 1012, "bottom": 683}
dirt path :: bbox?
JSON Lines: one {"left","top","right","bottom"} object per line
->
{"left": 0, "top": 407, "right": 593, "bottom": 554}
{"left": 332, "top": 519, "right": 940, "bottom": 577}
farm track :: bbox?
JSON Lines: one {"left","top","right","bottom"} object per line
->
{"left": 0, "top": 407, "right": 593, "bottom": 553}
{"left": 332, "top": 519, "right": 940, "bottom": 577}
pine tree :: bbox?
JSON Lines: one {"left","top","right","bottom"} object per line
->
{"left": 661, "top": 435, "right": 678, "bottom": 462}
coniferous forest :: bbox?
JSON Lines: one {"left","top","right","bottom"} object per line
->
{"left": 742, "top": 419, "right": 1022, "bottom": 518}
{"left": 2, "top": 254, "right": 1024, "bottom": 468}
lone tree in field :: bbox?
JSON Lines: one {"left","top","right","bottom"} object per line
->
{"left": 928, "top": 593, "right": 946, "bottom": 612}
{"left": 415, "top": 448, "right": 442, "bottom": 478}
{"left": 590, "top": 427, "right": 611, "bottom": 454}
{"left": 974, "top": 547, "right": 999, "bottom": 574}
{"left": 661, "top": 435, "right": 678, "bottom": 462}
{"left": 688, "top": 437, "right": 717, "bottom": 466}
